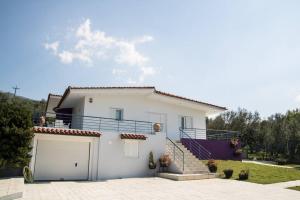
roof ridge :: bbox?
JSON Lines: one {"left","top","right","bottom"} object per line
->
{"left": 154, "top": 90, "right": 226, "bottom": 110}
{"left": 69, "top": 86, "right": 156, "bottom": 89}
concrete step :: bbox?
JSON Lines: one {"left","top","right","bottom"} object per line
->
{"left": 158, "top": 172, "right": 217, "bottom": 181}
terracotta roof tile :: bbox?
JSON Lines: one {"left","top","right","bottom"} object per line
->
{"left": 32, "top": 126, "right": 101, "bottom": 137}
{"left": 120, "top": 133, "right": 147, "bottom": 140}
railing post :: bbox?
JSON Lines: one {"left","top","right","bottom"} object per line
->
{"left": 117, "top": 120, "right": 119, "bottom": 132}
{"left": 98, "top": 118, "right": 101, "bottom": 131}
{"left": 182, "top": 153, "right": 184, "bottom": 171}
{"left": 134, "top": 121, "right": 137, "bottom": 133}
{"left": 173, "top": 144, "right": 175, "bottom": 160}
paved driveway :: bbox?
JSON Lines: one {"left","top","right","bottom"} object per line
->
{"left": 23, "top": 178, "right": 300, "bottom": 200}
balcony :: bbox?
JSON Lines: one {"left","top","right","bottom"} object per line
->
{"left": 180, "top": 128, "right": 240, "bottom": 140}
{"left": 33, "top": 112, "right": 163, "bottom": 134}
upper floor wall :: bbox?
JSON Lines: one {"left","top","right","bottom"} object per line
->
{"left": 77, "top": 95, "right": 206, "bottom": 139}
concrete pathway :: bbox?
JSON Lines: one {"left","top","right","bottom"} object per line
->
{"left": 242, "top": 160, "right": 293, "bottom": 168}
{"left": 22, "top": 178, "right": 300, "bottom": 200}
{"left": 0, "top": 177, "right": 24, "bottom": 200}
{"left": 267, "top": 180, "right": 300, "bottom": 189}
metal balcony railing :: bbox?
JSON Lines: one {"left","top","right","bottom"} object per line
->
{"left": 33, "top": 112, "right": 163, "bottom": 134}
{"left": 181, "top": 128, "right": 240, "bottom": 140}
{"left": 179, "top": 128, "right": 212, "bottom": 160}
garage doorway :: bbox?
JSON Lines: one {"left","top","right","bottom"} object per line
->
{"left": 34, "top": 140, "right": 90, "bottom": 181}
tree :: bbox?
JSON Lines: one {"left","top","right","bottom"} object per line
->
{"left": 0, "top": 98, "right": 34, "bottom": 168}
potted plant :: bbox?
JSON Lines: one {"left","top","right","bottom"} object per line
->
{"left": 223, "top": 169, "right": 233, "bottom": 179}
{"left": 159, "top": 154, "right": 171, "bottom": 168}
{"left": 230, "top": 138, "right": 239, "bottom": 148}
{"left": 148, "top": 151, "right": 157, "bottom": 176}
{"left": 207, "top": 159, "right": 217, "bottom": 173}
{"left": 234, "top": 148, "right": 243, "bottom": 156}
{"left": 238, "top": 169, "right": 249, "bottom": 180}
{"left": 153, "top": 123, "right": 161, "bottom": 132}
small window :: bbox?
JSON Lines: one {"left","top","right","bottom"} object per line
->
{"left": 124, "top": 140, "right": 139, "bottom": 158}
{"left": 111, "top": 108, "right": 123, "bottom": 120}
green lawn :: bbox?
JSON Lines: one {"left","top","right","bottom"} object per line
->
{"left": 288, "top": 186, "right": 300, "bottom": 191}
{"left": 215, "top": 160, "right": 300, "bottom": 184}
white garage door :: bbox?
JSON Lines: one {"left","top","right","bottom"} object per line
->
{"left": 34, "top": 140, "right": 90, "bottom": 181}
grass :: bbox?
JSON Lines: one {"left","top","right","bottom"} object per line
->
{"left": 288, "top": 186, "right": 300, "bottom": 191}
{"left": 214, "top": 160, "right": 300, "bottom": 184}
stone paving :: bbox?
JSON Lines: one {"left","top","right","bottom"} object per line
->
{"left": 22, "top": 178, "right": 300, "bottom": 200}
{"left": 0, "top": 178, "right": 24, "bottom": 200}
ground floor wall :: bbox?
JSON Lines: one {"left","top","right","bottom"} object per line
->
{"left": 97, "top": 131, "right": 166, "bottom": 180}
{"left": 30, "top": 131, "right": 166, "bottom": 181}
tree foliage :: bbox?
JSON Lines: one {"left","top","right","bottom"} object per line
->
{"left": 207, "top": 108, "right": 300, "bottom": 162}
{"left": 0, "top": 95, "right": 35, "bottom": 168}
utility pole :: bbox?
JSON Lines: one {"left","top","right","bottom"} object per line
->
{"left": 12, "top": 85, "right": 20, "bottom": 97}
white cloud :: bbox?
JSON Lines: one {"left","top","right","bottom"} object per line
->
{"left": 44, "top": 41, "right": 59, "bottom": 54}
{"left": 58, "top": 51, "right": 73, "bottom": 64}
{"left": 44, "top": 18, "right": 156, "bottom": 82}
{"left": 112, "top": 68, "right": 126, "bottom": 75}
{"left": 295, "top": 94, "right": 300, "bottom": 103}
{"left": 139, "top": 66, "right": 156, "bottom": 82}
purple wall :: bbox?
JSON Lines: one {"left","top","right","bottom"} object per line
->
{"left": 181, "top": 138, "right": 242, "bottom": 161}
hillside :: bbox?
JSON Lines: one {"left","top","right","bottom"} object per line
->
{"left": 0, "top": 91, "right": 46, "bottom": 118}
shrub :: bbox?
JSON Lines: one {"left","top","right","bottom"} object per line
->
{"left": 238, "top": 169, "right": 249, "bottom": 180}
{"left": 23, "top": 166, "right": 33, "bottom": 183}
{"left": 275, "top": 158, "right": 288, "bottom": 165}
{"left": 159, "top": 154, "right": 171, "bottom": 167}
{"left": 207, "top": 159, "right": 217, "bottom": 173}
{"left": 234, "top": 149, "right": 243, "bottom": 156}
{"left": 148, "top": 151, "right": 157, "bottom": 169}
{"left": 223, "top": 169, "right": 233, "bottom": 179}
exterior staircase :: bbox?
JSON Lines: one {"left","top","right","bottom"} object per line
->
{"left": 173, "top": 141, "right": 209, "bottom": 174}
{"left": 158, "top": 138, "right": 216, "bottom": 181}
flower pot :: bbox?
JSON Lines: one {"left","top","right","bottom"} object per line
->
{"left": 153, "top": 123, "right": 161, "bottom": 132}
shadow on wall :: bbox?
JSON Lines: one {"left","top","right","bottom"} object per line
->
{"left": 181, "top": 139, "right": 242, "bottom": 161}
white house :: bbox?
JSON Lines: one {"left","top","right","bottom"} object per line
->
{"left": 30, "top": 86, "right": 227, "bottom": 181}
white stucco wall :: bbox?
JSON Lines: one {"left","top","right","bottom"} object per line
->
{"left": 81, "top": 95, "right": 206, "bottom": 139}
{"left": 31, "top": 131, "right": 166, "bottom": 180}
{"left": 71, "top": 97, "right": 85, "bottom": 129}
{"left": 97, "top": 131, "right": 166, "bottom": 180}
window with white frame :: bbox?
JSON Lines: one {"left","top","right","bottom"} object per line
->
{"left": 124, "top": 140, "right": 139, "bottom": 158}
{"left": 111, "top": 108, "right": 124, "bottom": 120}
{"left": 179, "top": 116, "right": 193, "bottom": 129}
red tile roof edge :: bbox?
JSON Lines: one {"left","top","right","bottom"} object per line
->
{"left": 32, "top": 126, "right": 101, "bottom": 137}
{"left": 120, "top": 133, "right": 147, "bottom": 140}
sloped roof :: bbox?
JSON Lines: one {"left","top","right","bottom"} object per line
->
{"left": 54, "top": 86, "right": 226, "bottom": 111}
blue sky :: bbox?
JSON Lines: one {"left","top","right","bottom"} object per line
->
{"left": 0, "top": 0, "right": 300, "bottom": 117}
